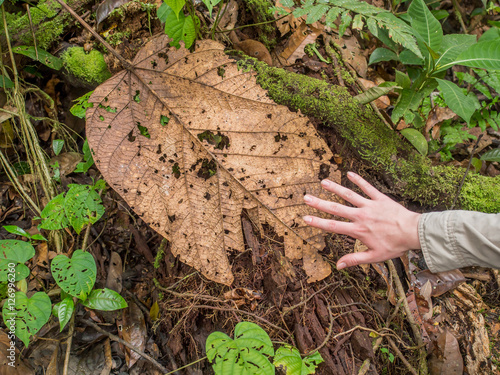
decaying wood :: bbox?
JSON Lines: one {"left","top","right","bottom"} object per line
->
{"left": 87, "top": 35, "right": 342, "bottom": 285}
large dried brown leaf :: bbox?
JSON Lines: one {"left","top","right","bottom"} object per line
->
{"left": 86, "top": 36, "right": 341, "bottom": 285}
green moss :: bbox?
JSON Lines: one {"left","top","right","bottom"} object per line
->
{"left": 61, "top": 47, "right": 112, "bottom": 85}
{"left": 106, "top": 31, "right": 132, "bottom": 47}
{"left": 249, "top": 62, "right": 500, "bottom": 212}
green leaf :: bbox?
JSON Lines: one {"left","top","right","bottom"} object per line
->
{"left": 454, "top": 40, "right": 500, "bottom": 70}
{"left": 201, "top": 0, "right": 222, "bottom": 16}
{"left": 430, "top": 9, "right": 449, "bottom": 20}
{"left": 164, "top": 0, "right": 185, "bottom": 18}
{"left": 480, "top": 148, "right": 500, "bottom": 162}
{"left": 81, "top": 288, "right": 128, "bottom": 310}
{"left": 354, "top": 86, "right": 398, "bottom": 105}
{"left": 2, "top": 292, "right": 51, "bottom": 347}
{"left": 408, "top": 0, "right": 443, "bottom": 51}
{"left": 74, "top": 139, "right": 95, "bottom": 173}
{"left": 399, "top": 49, "right": 424, "bottom": 65}
{"left": 0, "top": 239, "right": 35, "bottom": 282}
{"left": 274, "top": 346, "right": 324, "bottom": 375}
{"left": 369, "top": 48, "right": 398, "bottom": 65}
{"left": 352, "top": 14, "right": 364, "bottom": 30}
{"left": 306, "top": 4, "right": 329, "bottom": 24}
{"left": 0, "top": 75, "right": 14, "bottom": 89}
{"left": 367, "top": 22, "right": 397, "bottom": 51}
{"left": 374, "top": 13, "right": 423, "bottom": 59}
{"left": 163, "top": 4, "right": 199, "bottom": 49}
{"left": 2, "top": 226, "right": 29, "bottom": 238}
{"left": 479, "top": 27, "right": 500, "bottom": 42}
{"left": 51, "top": 250, "right": 96, "bottom": 299}
{"left": 400, "top": 128, "right": 428, "bottom": 155}
{"left": 475, "top": 69, "right": 500, "bottom": 95}
{"left": 52, "top": 139, "right": 64, "bottom": 156}
{"left": 57, "top": 297, "right": 74, "bottom": 331}
{"left": 40, "top": 193, "right": 69, "bottom": 230}
{"left": 436, "top": 79, "right": 478, "bottom": 124}
{"left": 64, "top": 184, "right": 104, "bottom": 234}
{"left": 395, "top": 70, "right": 411, "bottom": 89}
{"left": 157, "top": 2, "right": 169, "bottom": 23}
{"left": 339, "top": 11, "right": 353, "bottom": 37}
{"left": 70, "top": 91, "right": 94, "bottom": 119}
{"left": 12, "top": 46, "right": 63, "bottom": 70}
{"left": 206, "top": 321, "right": 274, "bottom": 374}
{"left": 391, "top": 89, "right": 424, "bottom": 123}
{"left": 325, "top": 7, "right": 342, "bottom": 28}
{"left": 434, "top": 34, "right": 477, "bottom": 72}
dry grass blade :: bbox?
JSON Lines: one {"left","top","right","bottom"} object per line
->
{"left": 86, "top": 36, "right": 341, "bottom": 285}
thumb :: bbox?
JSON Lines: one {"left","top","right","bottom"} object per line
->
{"left": 336, "top": 250, "right": 382, "bottom": 270}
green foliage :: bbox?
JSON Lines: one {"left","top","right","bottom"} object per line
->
{"left": 481, "top": 148, "right": 500, "bottom": 162}
{"left": 0, "top": 240, "right": 35, "bottom": 282}
{"left": 52, "top": 139, "right": 64, "bottom": 156}
{"left": 158, "top": 2, "right": 199, "bottom": 49}
{"left": 12, "top": 46, "right": 63, "bottom": 70}
{"left": 54, "top": 297, "right": 74, "bottom": 332}
{"left": 51, "top": 250, "right": 97, "bottom": 299}
{"left": 39, "top": 181, "right": 104, "bottom": 234}
{"left": 70, "top": 91, "right": 94, "bottom": 119}
{"left": 2, "top": 225, "right": 47, "bottom": 241}
{"left": 80, "top": 288, "right": 128, "bottom": 310}
{"left": 74, "top": 140, "right": 95, "bottom": 173}
{"left": 0, "top": 75, "right": 14, "bottom": 89}
{"left": 380, "top": 347, "right": 395, "bottom": 363}
{"left": 400, "top": 128, "right": 428, "bottom": 156}
{"left": 206, "top": 322, "right": 323, "bottom": 374}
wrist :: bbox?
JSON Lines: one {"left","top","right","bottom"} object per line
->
{"left": 403, "top": 211, "right": 422, "bottom": 250}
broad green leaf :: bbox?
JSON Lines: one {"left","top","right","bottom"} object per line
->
{"left": 325, "top": 7, "right": 342, "bottom": 28}
{"left": 471, "top": 157, "right": 483, "bottom": 172}
{"left": 391, "top": 89, "right": 424, "bottom": 123}
{"left": 395, "top": 70, "right": 411, "bottom": 89}
{"left": 74, "top": 139, "right": 95, "bottom": 173}
{"left": 201, "top": 0, "right": 222, "bottom": 16}
{"left": 0, "top": 261, "right": 29, "bottom": 282}
{"left": 436, "top": 79, "right": 478, "bottom": 123}
{"left": 354, "top": 86, "right": 398, "bottom": 105}
{"left": 164, "top": 0, "right": 185, "bottom": 18}
{"left": 455, "top": 71, "right": 492, "bottom": 99}
{"left": 0, "top": 240, "right": 36, "bottom": 264}
{"left": 408, "top": 0, "right": 443, "bottom": 51}
{"left": 306, "top": 4, "right": 329, "bottom": 24}
{"left": 434, "top": 34, "right": 477, "bottom": 71}
{"left": 399, "top": 49, "right": 424, "bottom": 65}
{"left": 475, "top": 69, "right": 500, "bottom": 95}
{"left": 339, "top": 11, "right": 352, "bottom": 37}
{"left": 374, "top": 13, "right": 423, "bottom": 59}
{"left": 453, "top": 40, "right": 500, "bottom": 70}
{"left": 352, "top": 14, "right": 364, "bottom": 30}
{"left": 206, "top": 321, "right": 274, "bottom": 374}
{"left": 64, "top": 184, "right": 104, "bottom": 234}
{"left": 81, "top": 288, "right": 128, "bottom": 310}
{"left": 274, "top": 346, "right": 324, "bottom": 375}
{"left": 51, "top": 250, "right": 96, "bottom": 299}
{"left": 163, "top": 4, "right": 199, "bottom": 49}
{"left": 157, "top": 2, "right": 169, "bottom": 23}
{"left": 481, "top": 148, "right": 500, "bottom": 162}
{"left": 367, "top": 21, "right": 397, "bottom": 51}
{"left": 70, "top": 91, "right": 94, "bottom": 119}
{"left": 0, "top": 75, "right": 14, "bottom": 89}
{"left": 40, "top": 193, "right": 69, "bottom": 231}
{"left": 400, "top": 128, "right": 428, "bottom": 155}
{"left": 12, "top": 46, "right": 63, "bottom": 70}
{"left": 369, "top": 48, "right": 398, "bottom": 65}
{"left": 430, "top": 9, "right": 449, "bottom": 21}
{"left": 2, "top": 226, "right": 29, "bottom": 238}
{"left": 52, "top": 139, "right": 64, "bottom": 156}
{"left": 479, "top": 27, "right": 500, "bottom": 42}
{"left": 2, "top": 292, "right": 51, "bottom": 346}
{"left": 57, "top": 297, "right": 74, "bottom": 331}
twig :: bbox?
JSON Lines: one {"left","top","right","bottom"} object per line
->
{"left": 154, "top": 279, "right": 222, "bottom": 302}
{"left": 451, "top": 134, "right": 483, "bottom": 209}
{"left": 387, "top": 337, "right": 418, "bottom": 375}
{"left": 165, "top": 356, "right": 207, "bottom": 375}
{"left": 62, "top": 313, "right": 75, "bottom": 375}
{"left": 100, "top": 338, "right": 112, "bottom": 375}
{"left": 451, "top": 0, "right": 468, "bottom": 34}
{"left": 283, "top": 282, "right": 339, "bottom": 315}
{"left": 78, "top": 318, "right": 168, "bottom": 373}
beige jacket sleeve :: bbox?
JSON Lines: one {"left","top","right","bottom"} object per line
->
{"left": 418, "top": 211, "right": 500, "bottom": 273}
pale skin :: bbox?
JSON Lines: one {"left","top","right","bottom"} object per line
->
{"left": 303, "top": 171, "right": 421, "bottom": 270}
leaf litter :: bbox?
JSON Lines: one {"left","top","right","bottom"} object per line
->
{"left": 87, "top": 35, "right": 341, "bottom": 285}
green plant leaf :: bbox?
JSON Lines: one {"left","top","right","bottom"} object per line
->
{"left": 40, "top": 193, "right": 69, "bottom": 231}
{"left": 408, "top": 0, "right": 443, "bottom": 51}
{"left": 479, "top": 27, "right": 500, "bottom": 42}
{"left": 399, "top": 49, "right": 424, "bottom": 65}
{"left": 475, "top": 70, "right": 500, "bottom": 95}
{"left": 325, "top": 6, "right": 343, "bottom": 28}
{"left": 206, "top": 321, "right": 275, "bottom": 374}
{"left": 436, "top": 79, "right": 478, "bottom": 124}
{"left": 74, "top": 140, "right": 95, "bottom": 173}
{"left": 395, "top": 70, "right": 411, "bottom": 89}
{"left": 163, "top": 4, "right": 199, "bottom": 49}
{"left": 453, "top": 40, "right": 500, "bottom": 70}
{"left": 374, "top": 13, "right": 423, "bottom": 59}
{"left": 157, "top": 2, "right": 169, "bottom": 23}
{"left": 2, "top": 291, "right": 51, "bottom": 347}
{"left": 57, "top": 297, "right": 74, "bottom": 331}
{"left": 434, "top": 34, "right": 477, "bottom": 71}
{"left": 400, "top": 128, "right": 428, "bottom": 155}
{"left": 369, "top": 48, "right": 398, "bottom": 65}
{"left": 0, "top": 240, "right": 36, "bottom": 264}
{"left": 12, "top": 46, "right": 63, "bottom": 70}
{"left": 51, "top": 250, "right": 97, "bottom": 299}
{"left": 52, "top": 139, "right": 64, "bottom": 156}
{"left": 64, "top": 184, "right": 104, "bottom": 234}
{"left": 0, "top": 75, "right": 14, "bottom": 88}
{"left": 391, "top": 89, "right": 424, "bottom": 123}
{"left": 70, "top": 91, "right": 94, "bottom": 119}
{"left": 274, "top": 346, "right": 324, "bottom": 375}
{"left": 307, "top": 4, "right": 330, "bottom": 24}
{"left": 201, "top": 0, "right": 222, "bottom": 16}
{"left": 164, "top": 0, "right": 185, "bottom": 18}
{"left": 354, "top": 86, "right": 398, "bottom": 105}
{"left": 81, "top": 288, "right": 128, "bottom": 310}
{"left": 2, "top": 225, "right": 29, "bottom": 238}
{"left": 481, "top": 148, "right": 500, "bottom": 162}
{"left": 339, "top": 10, "right": 353, "bottom": 37}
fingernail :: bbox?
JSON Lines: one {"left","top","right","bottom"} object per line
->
{"left": 321, "top": 179, "right": 330, "bottom": 187}
{"left": 303, "top": 216, "right": 312, "bottom": 224}
{"left": 337, "top": 262, "right": 347, "bottom": 270}
{"left": 303, "top": 195, "right": 312, "bottom": 203}
{"left": 347, "top": 171, "right": 355, "bottom": 178}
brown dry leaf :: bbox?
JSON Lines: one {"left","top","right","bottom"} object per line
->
{"left": 0, "top": 329, "right": 34, "bottom": 374}
{"left": 413, "top": 269, "right": 466, "bottom": 297}
{"left": 281, "top": 22, "right": 322, "bottom": 64}
{"left": 428, "top": 329, "right": 464, "bottom": 375}
{"left": 274, "top": 0, "right": 303, "bottom": 35}
{"left": 353, "top": 239, "right": 369, "bottom": 274}
{"left": 105, "top": 251, "right": 123, "bottom": 293}
{"left": 424, "top": 106, "right": 456, "bottom": 140}
{"left": 87, "top": 36, "right": 341, "bottom": 285}
{"left": 120, "top": 302, "right": 147, "bottom": 368}
{"left": 329, "top": 35, "right": 367, "bottom": 78}
{"left": 416, "top": 279, "right": 433, "bottom": 321}
{"left": 50, "top": 152, "right": 82, "bottom": 177}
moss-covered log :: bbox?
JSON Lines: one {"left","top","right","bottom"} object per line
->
{"left": 251, "top": 63, "right": 500, "bottom": 213}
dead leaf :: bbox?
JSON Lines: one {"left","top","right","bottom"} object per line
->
{"left": 96, "top": 0, "right": 130, "bottom": 26}
{"left": 424, "top": 106, "right": 456, "bottom": 140}
{"left": 428, "top": 329, "right": 464, "bottom": 375}
{"left": 0, "top": 329, "right": 34, "bottom": 374}
{"left": 87, "top": 36, "right": 341, "bottom": 285}
{"left": 353, "top": 239, "right": 369, "bottom": 274}
{"left": 49, "top": 152, "right": 82, "bottom": 177}
{"left": 416, "top": 279, "right": 433, "bottom": 321}
{"left": 224, "top": 287, "right": 262, "bottom": 309}
{"left": 329, "top": 35, "right": 367, "bottom": 78}
{"left": 413, "top": 269, "right": 466, "bottom": 297}
{"left": 281, "top": 22, "right": 322, "bottom": 64}
{"left": 105, "top": 251, "right": 123, "bottom": 293}
{"left": 0, "top": 120, "right": 14, "bottom": 148}
{"left": 274, "top": 0, "right": 303, "bottom": 35}
{"left": 120, "top": 302, "right": 147, "bottom": 368}
{"left": 370, "top": 262, "right": 397, "bottom": 305}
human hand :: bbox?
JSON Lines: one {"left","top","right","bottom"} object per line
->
{"left": 303, "top": 172, "right": 421, "bottom": 270}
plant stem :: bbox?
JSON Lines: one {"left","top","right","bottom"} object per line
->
{"left": 165, "top": 356, "right": 207, "bottom": 375}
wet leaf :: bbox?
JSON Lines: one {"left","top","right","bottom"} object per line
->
{"left": 480, "top": 148, "right": 500, "bottom": 162}
{"left": 52, "top": 139, "right": 64, "bottom": 156}
{"left": 86, "top": 36, "right": 341, "bottom": 285}
{"left": 81, "top": 288, "right": 128, "bottom": 310}
{"left": 56, "top": 297, "right": 74, "bottom": 331}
